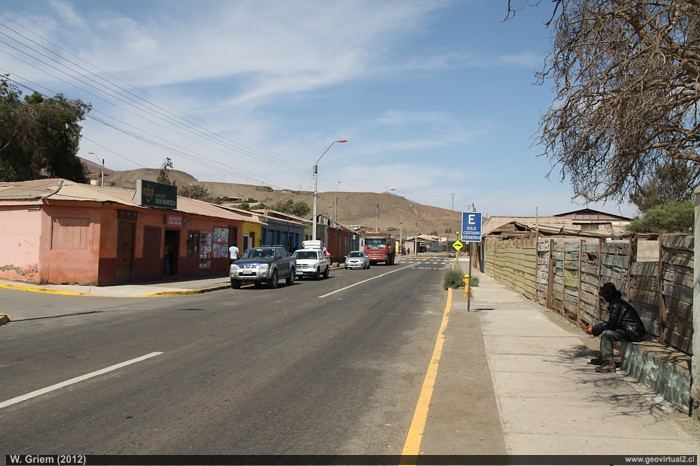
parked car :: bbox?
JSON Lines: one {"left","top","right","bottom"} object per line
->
{"left": 344, "top": 251, "right": 370, "bottom": 270}
{"left": 293, "top": 248, "right": 331, "bottom": 280}
{"left": 229, "top": 246, "right": 296, "bottom": 289}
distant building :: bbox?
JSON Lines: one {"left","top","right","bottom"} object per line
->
{"left": 482, "top": 208, "right": 632, "bottom": 239}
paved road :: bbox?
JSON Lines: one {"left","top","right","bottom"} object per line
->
{"left": 2, "top": 256, "right": 699, "bottom": 463}
{"left": 1, "top": 259, "right": 505, "bottom": 457}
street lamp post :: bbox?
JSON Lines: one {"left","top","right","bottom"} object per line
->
{"left": 335, "top": 181, "right": 341, "bottom": 222}
{"left": 88, "top": 151, "right": 104, "bottom": 187}
{"left": 400, "top": 210, "right": 403, "bottom": 255}
{"left": 312, "top": 140, "right": 347, "bottom": 240}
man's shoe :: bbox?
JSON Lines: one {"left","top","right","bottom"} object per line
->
{"left": 595, "top": 362, "right": 616, "bottom": 373}
{"left": 589, "top": 357, "right": 603, "bottom": 365}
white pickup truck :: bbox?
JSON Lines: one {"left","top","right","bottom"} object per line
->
{"left": 292, "top": 248, "right": 331, "bottom": 280}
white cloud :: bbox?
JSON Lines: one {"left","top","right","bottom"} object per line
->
{"left": 47, "top": 0, "right": 86, "bottom": 29}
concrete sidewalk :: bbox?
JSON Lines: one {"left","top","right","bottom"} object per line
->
{"left": 0, "top": 263, "right": 352, "bottom": 299}
{"left": 463, "top": 271, "right": 700, "bottom": 456}
{"left": 0, "top": 275, "right": 232, "bottom": 325}
{"left": 0, "top": 275, "right": 231, "bottom": 298}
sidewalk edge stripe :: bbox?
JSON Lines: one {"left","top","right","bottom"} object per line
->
{"left": 401, "top": 287, "right": 453, "bottom": 456}
{"left": 0, "top": 283, "right": 88, "bottom": 296}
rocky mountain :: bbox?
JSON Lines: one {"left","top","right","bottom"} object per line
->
{"left": 81, "top": 160, "right": 462, "bottom": 238}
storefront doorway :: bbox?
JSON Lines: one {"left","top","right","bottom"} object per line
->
{"left": 116, "top": 221, "right": 135, "bottom": 283}
{"left": 164, "top": 230, "right": 180, "bottom": 277}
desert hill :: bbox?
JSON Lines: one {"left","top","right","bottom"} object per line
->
{"left": 81, "top": 160, "right": 461, "bottom": 238}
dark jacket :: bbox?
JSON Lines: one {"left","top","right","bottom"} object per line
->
{"left": 592, "top": 294, "right": 646, "bottom": 340}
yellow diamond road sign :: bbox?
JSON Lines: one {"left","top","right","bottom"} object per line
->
{"left": 452, "top": 240, "right": 464, "bottom": 251}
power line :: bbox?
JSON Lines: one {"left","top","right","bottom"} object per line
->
{"left": 0, "top": 13, "right": 314, "bottom": 183}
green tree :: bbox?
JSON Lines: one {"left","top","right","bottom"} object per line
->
{"left": 268, "top": 199, "right": 310, "bottom": 217}
{"left": 629, "top": 162, "right": 697, "bottom": 212}
{"left": 507, "top": 1, "right": 700, "bottom": 204}
{"left": 271, "top": 199, "right": 294, "bottom": 213}
{"left": 626, "top": 200, "right": 694, "bottom": 234}
{"left": 157, "top": 157, "right": 174, "bottom": 185}
{"left": 291, "top": 201, "right": 310, "bottom": 217}
{"left": 0, "top": 76, "right": 90, "bottom": 182}
{"left": 178, "top": 184, "right": 213, "bottom": 202}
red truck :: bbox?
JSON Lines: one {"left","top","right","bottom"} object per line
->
{"left": 363, "top": 232, "right": 396, "bottom": 265}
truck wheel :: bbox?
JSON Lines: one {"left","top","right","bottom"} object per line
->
{"left": 286, "top": 269, "right": 295, "bottom": 286}
{"left": 313, "top": 268, "right": 320, "bottom": 280}
{"left": 231, "top": 279, "right": 241, "bottom": 289}
{"left": 323, "top": 265, "right": 330, "bottom": 279}
{"left": 267, "top": 270, "right": 279, "bottom": 289}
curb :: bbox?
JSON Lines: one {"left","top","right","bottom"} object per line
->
{"left": 0, "top": 282, "right": 88, "bottom": 296}
{"left": 0, "top": 281, "right": 231, "bottom": 298}
{"left": 146, "top": 284, "right": 231, "bottom": 297}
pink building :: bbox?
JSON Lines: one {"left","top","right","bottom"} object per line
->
{"left": 0, "top": 178, "right": 259, "bottom": 285}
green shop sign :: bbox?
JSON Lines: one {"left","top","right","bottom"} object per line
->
{"left": 136, "top": 179, "right": 177, "bottom": 209}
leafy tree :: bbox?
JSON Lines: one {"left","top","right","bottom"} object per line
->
{"left": 291, "top": 201, "right": 310, "bottom": 217}
{"left": 157, "top": 157, "right": 174, "bottom": 185}
{"left": 271, "top": 199, "right": 294, "bottom": 213}
{"left": 629, "top": 162, "right": 697, "bottom": 212}
{"left": 507, "top": 1, "right": 700, "bottom": 204}
{"left": 178, "top": 184, "right": 213, "bottom": 202}
{"left": 626, "top": 200, "right": 694, "bottom": 234}
{"left": 0, "top": 76, "right": 90, "bottom": 182}
{"left": 267, "top": 199, "right": 311, "bottom": 217}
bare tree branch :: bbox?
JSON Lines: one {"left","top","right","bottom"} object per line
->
{"left": 509, "top": 0, "right": 700, "bottom": 204}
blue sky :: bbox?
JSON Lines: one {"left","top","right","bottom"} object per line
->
{"left": 0, "top": 0, "right": 638, "bottom": 217}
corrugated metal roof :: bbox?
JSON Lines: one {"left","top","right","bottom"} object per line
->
{"left": 489, "top": 220, "right": 609, "bottom": 238}
{"left": 176, "top": 196, "right": 254, "bottom": 222}
{"left": 0, "top": 178, "right": 137, "bottom": 204}
{"left": 0, "top": 178, "right": 256, "bottom": 223}
{"left": 482, "top": 216, "right": 573, "bottom": 236}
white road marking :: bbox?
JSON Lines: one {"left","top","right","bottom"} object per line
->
{"left": 319, "top": 265, "right": 414, "bottom": 298}
{"left": 0, "top": 352, "right": 163, "bottom": 410}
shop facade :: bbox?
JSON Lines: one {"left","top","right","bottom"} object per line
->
{"left": 0, "top": 179, "right": 257, "bottom": 286}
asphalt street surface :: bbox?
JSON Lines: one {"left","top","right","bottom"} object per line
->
{"left": 1, "top": 258, "right": 505, "bottom": 456}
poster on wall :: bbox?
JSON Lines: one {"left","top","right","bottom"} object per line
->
{"left": 199, "top": 232, "right": 212, "bottom": 269}
{"left": 213, "top": 227, "right": 229, "bottom": 259}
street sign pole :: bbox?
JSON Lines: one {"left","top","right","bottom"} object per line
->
{"left": 461, "top": 212, "right": 482, "bottom": 312}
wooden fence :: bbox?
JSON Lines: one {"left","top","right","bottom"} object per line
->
{"left": 483, "top": 233, "right": 694, "bottom": 355}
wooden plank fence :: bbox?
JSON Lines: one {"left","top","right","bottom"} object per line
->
{"left": 484, "top": 233, "right": 693, "bottom": 355}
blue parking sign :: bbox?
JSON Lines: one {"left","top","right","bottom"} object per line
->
{"left": 461, "top": 212, "right": 482, "bottom": 242}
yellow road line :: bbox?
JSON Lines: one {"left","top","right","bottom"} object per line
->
{"left": 401, "top": 287, "right": 453, "bottom": 457}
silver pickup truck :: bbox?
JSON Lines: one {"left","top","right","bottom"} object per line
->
{"left": 229, "top": 245, "right": 296, "bottom": 289}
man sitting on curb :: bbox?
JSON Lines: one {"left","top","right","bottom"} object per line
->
{"left": 585, "top": 282, "right": 646, "bottom": 373}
